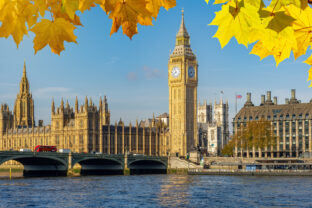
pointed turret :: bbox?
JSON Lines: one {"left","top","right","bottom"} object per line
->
{"left": 104, "top": 95, "right": 108, "bottom": 111}
{"left": 118, "top": 117, "right": 123, "bottom": 126}
{"left": 52, "top": 99, "right": 55, "bottom": 114}
{"left": 171, "top": 9, "right": 194, "bottom": 58}
{"left": 14, "top": 61, "right": 35, "bottom": 127}
{"left": 60, "top": 98, "right": 64, "bottom": 112}
{"left": 85, "top": 96, "right": 88, "bottom": 110}
{"left": 75, "top": 96, "right": 78, "bottom": 112}
{"left": 66, "top": 100, "right": 69, "bottom": 109}
{"left": 23, "top": 60, "right": 26, "bottom": 75}
{"left": 99, "top": 97, "right": 103, "bottom": 109}
{"left": 176, "top": 9, "right": 189, "bottom": 38}
{"left": 20, "top": 60, "right": 30, "bottom": 95}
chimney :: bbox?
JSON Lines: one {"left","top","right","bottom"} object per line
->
{"left": 273, "top": 96, "right": 277, "bottom": 105}
{"left": 291, "top": 89, "right": 296, "bottom": 100}
{"left": 265, "top": 91, "right": 274, "bottom": 105}
{"left": 266, "top": 91, "right": 272, "bottom": 102}
{"left": 261, "top": 95, "right": 265, "bottom": 105}
{"left": 244, "top": 92, "right": 254, "bottom": 107}
{"left": 247, "top": 93, "right": 251, "bottom": 102}
{"left": 289, "top": 89, "right": 299, "bottom": 104}
{"left": 285, "top": 98, "right": 289, "bottom": 104}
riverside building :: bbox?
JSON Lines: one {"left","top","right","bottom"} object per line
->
{"left": 233, "top": 90, "right": 312, "bottom": 158}
{"left": 198, "top": 99, "right": 229, "bottom": 156}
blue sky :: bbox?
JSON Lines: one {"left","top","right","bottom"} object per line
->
{"left": 0, "top": 0, "right": 311, "bottom": 128}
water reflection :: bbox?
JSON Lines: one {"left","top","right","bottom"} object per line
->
{"left": 158, "top": 175, "right": 194, "bottom": 207}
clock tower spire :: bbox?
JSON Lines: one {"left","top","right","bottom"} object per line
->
{"left": 168, "top": 10, "right": 198, "bottom": 157}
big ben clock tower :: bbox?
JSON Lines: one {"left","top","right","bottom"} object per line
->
{"left": 168, "top": 10, "right": 198, "bottom": 157}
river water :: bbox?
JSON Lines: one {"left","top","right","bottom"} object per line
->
{"left": 0, "top": 175, "right": 312, "bottom": 207}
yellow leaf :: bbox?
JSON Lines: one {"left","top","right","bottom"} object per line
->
{"left": 0, "top": 0, "right": 38, "bottom": 46}
{"left": 250, "top": 41, "right": 271, "bottom": 60}
{"left": 102, "top": 0, "right": 153, "bottom": 39}
{"left": 251, "top": 28, "right": 295, "bottom": 66}
{"left": 34, "top": 0, "right": 47, "bottom": 17}
{"left": 210, "top": 1, "right": 261, "bottom": 47}
{"left": 269, "top": 0, "right": 307, "bottom": 11}
{"left": 31, "top": 18, "right": 77, "bottom": 55}
{"left": 266, "top": 11, "right": 295, "bottom": 33}
{"left": 304, "top": 54, "right": 312, "bottom": 65}
{"left": 214, "top": 0, "right": 228, "bottom": 4}
{"left": 62, "top": 0, "right": 79, "bottom": 19}
{"left": 79, "top": 0, "right": 104, "bottom": 13}
{"left": 205, "top": 0, "right": 209, "bottom": 4}
{"left": 285, "top": 5, "right": 312, "bottom": 59}
{"left": 146, "top": 0, "right": 176, "bottom": 19}
{"left": 50, "top": 0, "right": 83, "bottom": 26}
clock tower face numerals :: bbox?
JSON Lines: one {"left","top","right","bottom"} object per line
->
{"left": 188, "top": 66, "right": 195, "bottom": 78}
{"left": 171, "top": 66, "right": 180, "bottom": 78}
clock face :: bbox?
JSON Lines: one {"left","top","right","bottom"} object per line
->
{"left": 188, "top": 66, "right": 195, "bottom": 78}
{"left": 171, "top": 66, "right": 180, "bottom": 78}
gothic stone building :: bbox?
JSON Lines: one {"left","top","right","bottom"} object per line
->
{"left": 198, "top": 99, "right": 229, "bottom": 156}
{"left": 168, "top": 11, "right": 198, "bottom": 157}
{"left": 233, "top": 90, "right": 312, "bottom": 158}
{"left": 0, "top": 63, "right": 168, "bottom": 156}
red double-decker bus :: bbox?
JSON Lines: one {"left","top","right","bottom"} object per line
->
{"left": 34, "top": 145, "right": 57, "bottom": 152}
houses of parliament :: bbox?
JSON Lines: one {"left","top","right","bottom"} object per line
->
{"left": 0, "top": 12, "right": 199, "bottom": 157}
{"left": 0, "top": 61, "right": 168, "bottom": 155}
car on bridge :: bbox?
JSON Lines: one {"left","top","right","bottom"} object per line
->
{"left": 19, "top": 149, "right": 32, "bottom": 152}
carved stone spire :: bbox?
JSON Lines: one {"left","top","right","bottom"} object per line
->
{"left": 177, "top": 9, "right": 189, "bottom": 38}
{"left": 85, "top": 96, "right": 88, "bottom": 110}
{"left": 60, "top": 98, "right": 64, "bottom": 111}
{"left": 171, "top": 10, "right": 194, "bottom": 58}
{"left": 75, "top": 96, "right": 78, "bottom": 112}
{"left": 52, "top": 99, "right": 55, "bottom": 114}
{"left": 20, "top": 60, "right": 30, "bottom": 95}
{"left": 99, "top": 97, "right": 103, "bottom": 111}
{"left": 14, "top": 61, "right": 35, "bottom": 127}
{"left": 66, "top": 100, "right": 69, "bottom": 109}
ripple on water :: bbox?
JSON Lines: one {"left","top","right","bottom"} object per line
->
{"left": 0, "top": 175, "right": 312, "bottom": 207}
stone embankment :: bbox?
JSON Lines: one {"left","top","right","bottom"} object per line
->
{"left": 188, "top": 169, "right": 312, "bottom": 176}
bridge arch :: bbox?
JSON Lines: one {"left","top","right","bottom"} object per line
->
{"left": 73, "top": 157, "right": 124, "bottom": 176}
{"left": 128, "top": 159, "right": 167, "bottom": 175}
{"left": 0, "top": 155, "right": 68, "bottom": 177}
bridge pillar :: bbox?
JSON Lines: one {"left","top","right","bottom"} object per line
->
{"left": 124, "top": 153, "right": 130, "bottom": 175}
{"left": 68, "top": 152, "right": 72, "bottom": 169}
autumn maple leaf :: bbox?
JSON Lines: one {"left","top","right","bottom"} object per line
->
{"left": 31, "top": 18, "right": 77, "bottom": 55}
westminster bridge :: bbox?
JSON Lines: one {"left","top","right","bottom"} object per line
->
{"left": 0, "top": 151, "right": 168, "bottom": 176}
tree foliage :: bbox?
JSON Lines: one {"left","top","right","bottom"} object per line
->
{"left": 222, "top": 119, "right": 276, "bottom": 156}
{"left": 0, "top": 0, "right": 176, "bottom": 55}
{"left": 207, "top": 0, "right": 312, "bottom": 87}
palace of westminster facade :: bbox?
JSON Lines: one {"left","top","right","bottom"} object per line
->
{"left": 0, "top": 61, "right": 169, "bottom": 155}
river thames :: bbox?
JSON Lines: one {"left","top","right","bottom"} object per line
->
{"left": 1, "top": 175, "right": 312, "bottom": 207}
